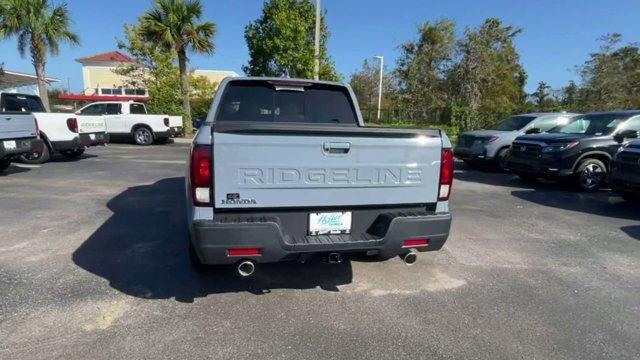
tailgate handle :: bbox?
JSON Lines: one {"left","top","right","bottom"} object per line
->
{"left": 323, "top": 142, "right": 351, "bottom": 154}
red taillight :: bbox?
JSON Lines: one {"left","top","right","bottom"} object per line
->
{"left": 227, "top": 248, "right": 262, "bottom": 257}
{"left": 438, "top": 148, "right": 454, "bottom": 201}
{"left": 190, "top": 145, "right": 212, "bottom": 206}
{"left": 163, "top": 117, "right": 170, "bottom": 127}
{"left": 403, "top": 238, "right": 429, "bottom": 248}
{"left": 66, "top": 118, "right": 78, "bottom": 133}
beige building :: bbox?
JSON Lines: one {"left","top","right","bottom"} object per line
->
{"left": 64, "top": 51, "right": 238, "bottom": 102}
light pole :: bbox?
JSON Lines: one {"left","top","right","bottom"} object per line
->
{"left": 314, "top": 0, "right": 321, "bottom": 80}
{"left": 374, "top": 55, "right": 384, "bottom": 121}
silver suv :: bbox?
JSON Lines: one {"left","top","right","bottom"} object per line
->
{"left": 454, "top": 112, "right": 576, "bottom": 170}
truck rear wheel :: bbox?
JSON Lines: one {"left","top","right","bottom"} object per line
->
{"left": 134, "top": 127, "right": 153, "bottom": 146}
{"left": 0, "top": 159, "right": 10, "bottom": 171}
{"left": 60, "top": 148, "right": 85, "bottom": 159}
{"left": 19, "top": 143, "right": 50, "bottom": 164}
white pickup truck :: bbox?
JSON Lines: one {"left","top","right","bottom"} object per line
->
{"left": 0, "top": 97, "right": 44, "bottom": 172}
{"left": 77, "top": 101, "right": 183, "bottom": 146}
{"left": 0, "top": 92, "right": 107, "bottom": 164}
{"left": 186, "top": 78, "right": 453, "bottom": 276}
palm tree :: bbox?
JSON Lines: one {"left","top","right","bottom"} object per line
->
{"left": 139, "top": 0, "right": 216, "bottom": 127}
{"left": 0, "top": 0, "right": 79, "bottom": 111}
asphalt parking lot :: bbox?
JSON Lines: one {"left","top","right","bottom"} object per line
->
{"left": 1, "top": 143, "right": 639, "bottom": 359}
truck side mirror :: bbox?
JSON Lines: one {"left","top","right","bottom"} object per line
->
{"left": 525, "top": 128, "right": 541, "bottom": 135}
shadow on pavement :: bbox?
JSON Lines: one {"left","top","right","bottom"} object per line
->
{"left": 50, "top": 153, "right": 98, "bottom": 163}
{"left": 511, "top": 189, "right": 640, "bottom": 221}
{"left": 0, "top": 164, "right": 30, "bottom": 176}
{"left": 621, "top": 225, "right": 640, "bottom": 241}
{"left": 72, "top": 177, "right": 353, "bottom": 303}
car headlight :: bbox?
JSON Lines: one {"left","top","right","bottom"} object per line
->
{"left": 541, "top": 141, "right": 579, "bottom": 153}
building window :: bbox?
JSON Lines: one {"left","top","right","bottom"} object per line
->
{"left": 124, "top": 89, "right": 136, "bottom": 95}
{"left": 135, "top": 89, "right": 147, "bottom": 96}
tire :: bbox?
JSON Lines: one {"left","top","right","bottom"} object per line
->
{"left": 0, "top": 158, "right": 10, "bottom": 172}
{"left": 19, "top": 143, "right": 50, "bottom": 164}
{"left": 575, "top": 158, "right": 607, "bottom": 192}
{"left": 133, "top": 127, "right": 153, "bottom": 146}
{"left": 513, "top": 171, "right": 537, "bottom": 181}
{"left": 60, "top": 148, "right": 85, "bottom": 159}
{"left": 495, "top": 147, "right": 510, "bottom": 171}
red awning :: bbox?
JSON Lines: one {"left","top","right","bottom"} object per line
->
{"left": 58, "top": 93, "right": 150, "bottom": 102}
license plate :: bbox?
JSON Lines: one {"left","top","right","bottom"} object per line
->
{"left": 89, "top": 134, "right": 96, "bottom": 140}
{"left": 309, "top": 212, "right": 352, "bottom": 235}
{"left": 3, "top": 140, "right": 16, "bottom": 150}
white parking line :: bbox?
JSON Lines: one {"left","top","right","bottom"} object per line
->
{"left": 130, "top": 160, "right": 185, "bottom": 164}
{"left": 13, "top": 163, "right": 41, "bottom": 169}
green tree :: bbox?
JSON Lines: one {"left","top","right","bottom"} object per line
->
{"left": 395, "top": 19, "right": 457, "bottom": 122}
{"left": 189, "top": 74, "right": 217, "bottom": 119}
{"left": 349, "top": 59, "right": 396, "bottom": 121}
{"left": 532, "top": 81, "right": 551, "bottom": 109}
{"left": 115, "top": 24, "right": 183, "bottom": 117}
{"left": 453, "top": 18, "right": 527, "bottom": 130}
{"left": 0, "top": 0, "right": 79, "bottom": 111}
{"left": 138, "top": 0, "right": 216, "bottom": 129}
{"left": 243, "top": 0, "right": 340, "bottom": 81}
{"left": 562, "top": 80, "right": 578, "bottom": 110}
{"left": 577, "top": 34, "right": 640, "bottom": 111}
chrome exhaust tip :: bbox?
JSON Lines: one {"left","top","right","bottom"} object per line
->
{"left": 237, "top": 260, "right": 256, "bottom": 277}
{"left": 401, "top": 250, "right": 418, "bottom": 266}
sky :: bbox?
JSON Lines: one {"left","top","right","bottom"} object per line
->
{"left": 0, "top": 0, "right": 638, "bottom": 94}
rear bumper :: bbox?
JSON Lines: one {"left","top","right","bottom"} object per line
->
{"left": 170, "top": 126, "right": 183, "bottom": 137}
{"left": 53, "top": 132, "right": 109, "bottom": 151}
{"left": 191, "top": 212, "right": 452, "bottom": 265}
{"left": 0, "top": 137, "right": 44, "bottom": 159}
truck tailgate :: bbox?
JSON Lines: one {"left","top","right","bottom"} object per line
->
{"left": 213, "top": 124, "right": 442, "bottom": 209}
{"left": 0, "top": 113, "right": 37, "bottom": 139}
{"left": 33, "top": 113, "right": 106, "bottom": 134}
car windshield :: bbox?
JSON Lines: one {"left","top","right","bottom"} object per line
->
{"left": 550, "top": 114, "right": 626, "bottom": 136}
{"left": 492, "top": 116, "right": 536, "bottom": 131}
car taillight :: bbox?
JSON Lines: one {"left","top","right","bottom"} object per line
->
{"left": 439, "top": 148, "right": 454, "bottom": 201}
{"left": 66, "top": 118, "right": 78, "bottom": 133}
{"left": 190, "top": 144, "right": 212, "bottom": 206}
{"left": 164, "top": 117, "right": 170, "bottom": 127}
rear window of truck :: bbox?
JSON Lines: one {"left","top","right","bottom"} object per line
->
{"left": 215, "top": 81, "right": 358, "bottom": 124}
{"left": 1, "top": 94, "right": 45, "bottom": 113}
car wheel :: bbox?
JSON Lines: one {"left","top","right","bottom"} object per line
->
{"left": 60, "top": 148, "right": 85, "bottom": 159}
{"left": 496, "top": 148, "right": 510, "bottom": 171}
{"left": 0, "top": 158, "right": 10, "bottom": 171}
{"left": 576, "top": 158, "right": 607, "bottom": 191}
{"left": 134, "top": 127, "right": 153, "bottom": 146}
{"left": 19, "top": 143, "right": 50, "bottom": 164}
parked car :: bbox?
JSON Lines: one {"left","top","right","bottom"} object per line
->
{"left": 0, "top": 99, "right": 44, "bottom": 172}
{"left": 186, "top": 77, "right": 454, "bottom": 276}
{"left": 76, "top": 101, "right": 183, "bottom": 146}
{"left": 610, "top": 139, "right": 640, "bottom": 200}
{"left": 454, "top": 112, "right": 574, "bottom": 170}
{"left": 192, "top": 116, "right": 206, "bottom": 130}
{"left": 507, "top": 111, "right": 640, "bottom": 191}
{"left": 0, "top": 92, "right": 108, "bottom": 164}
